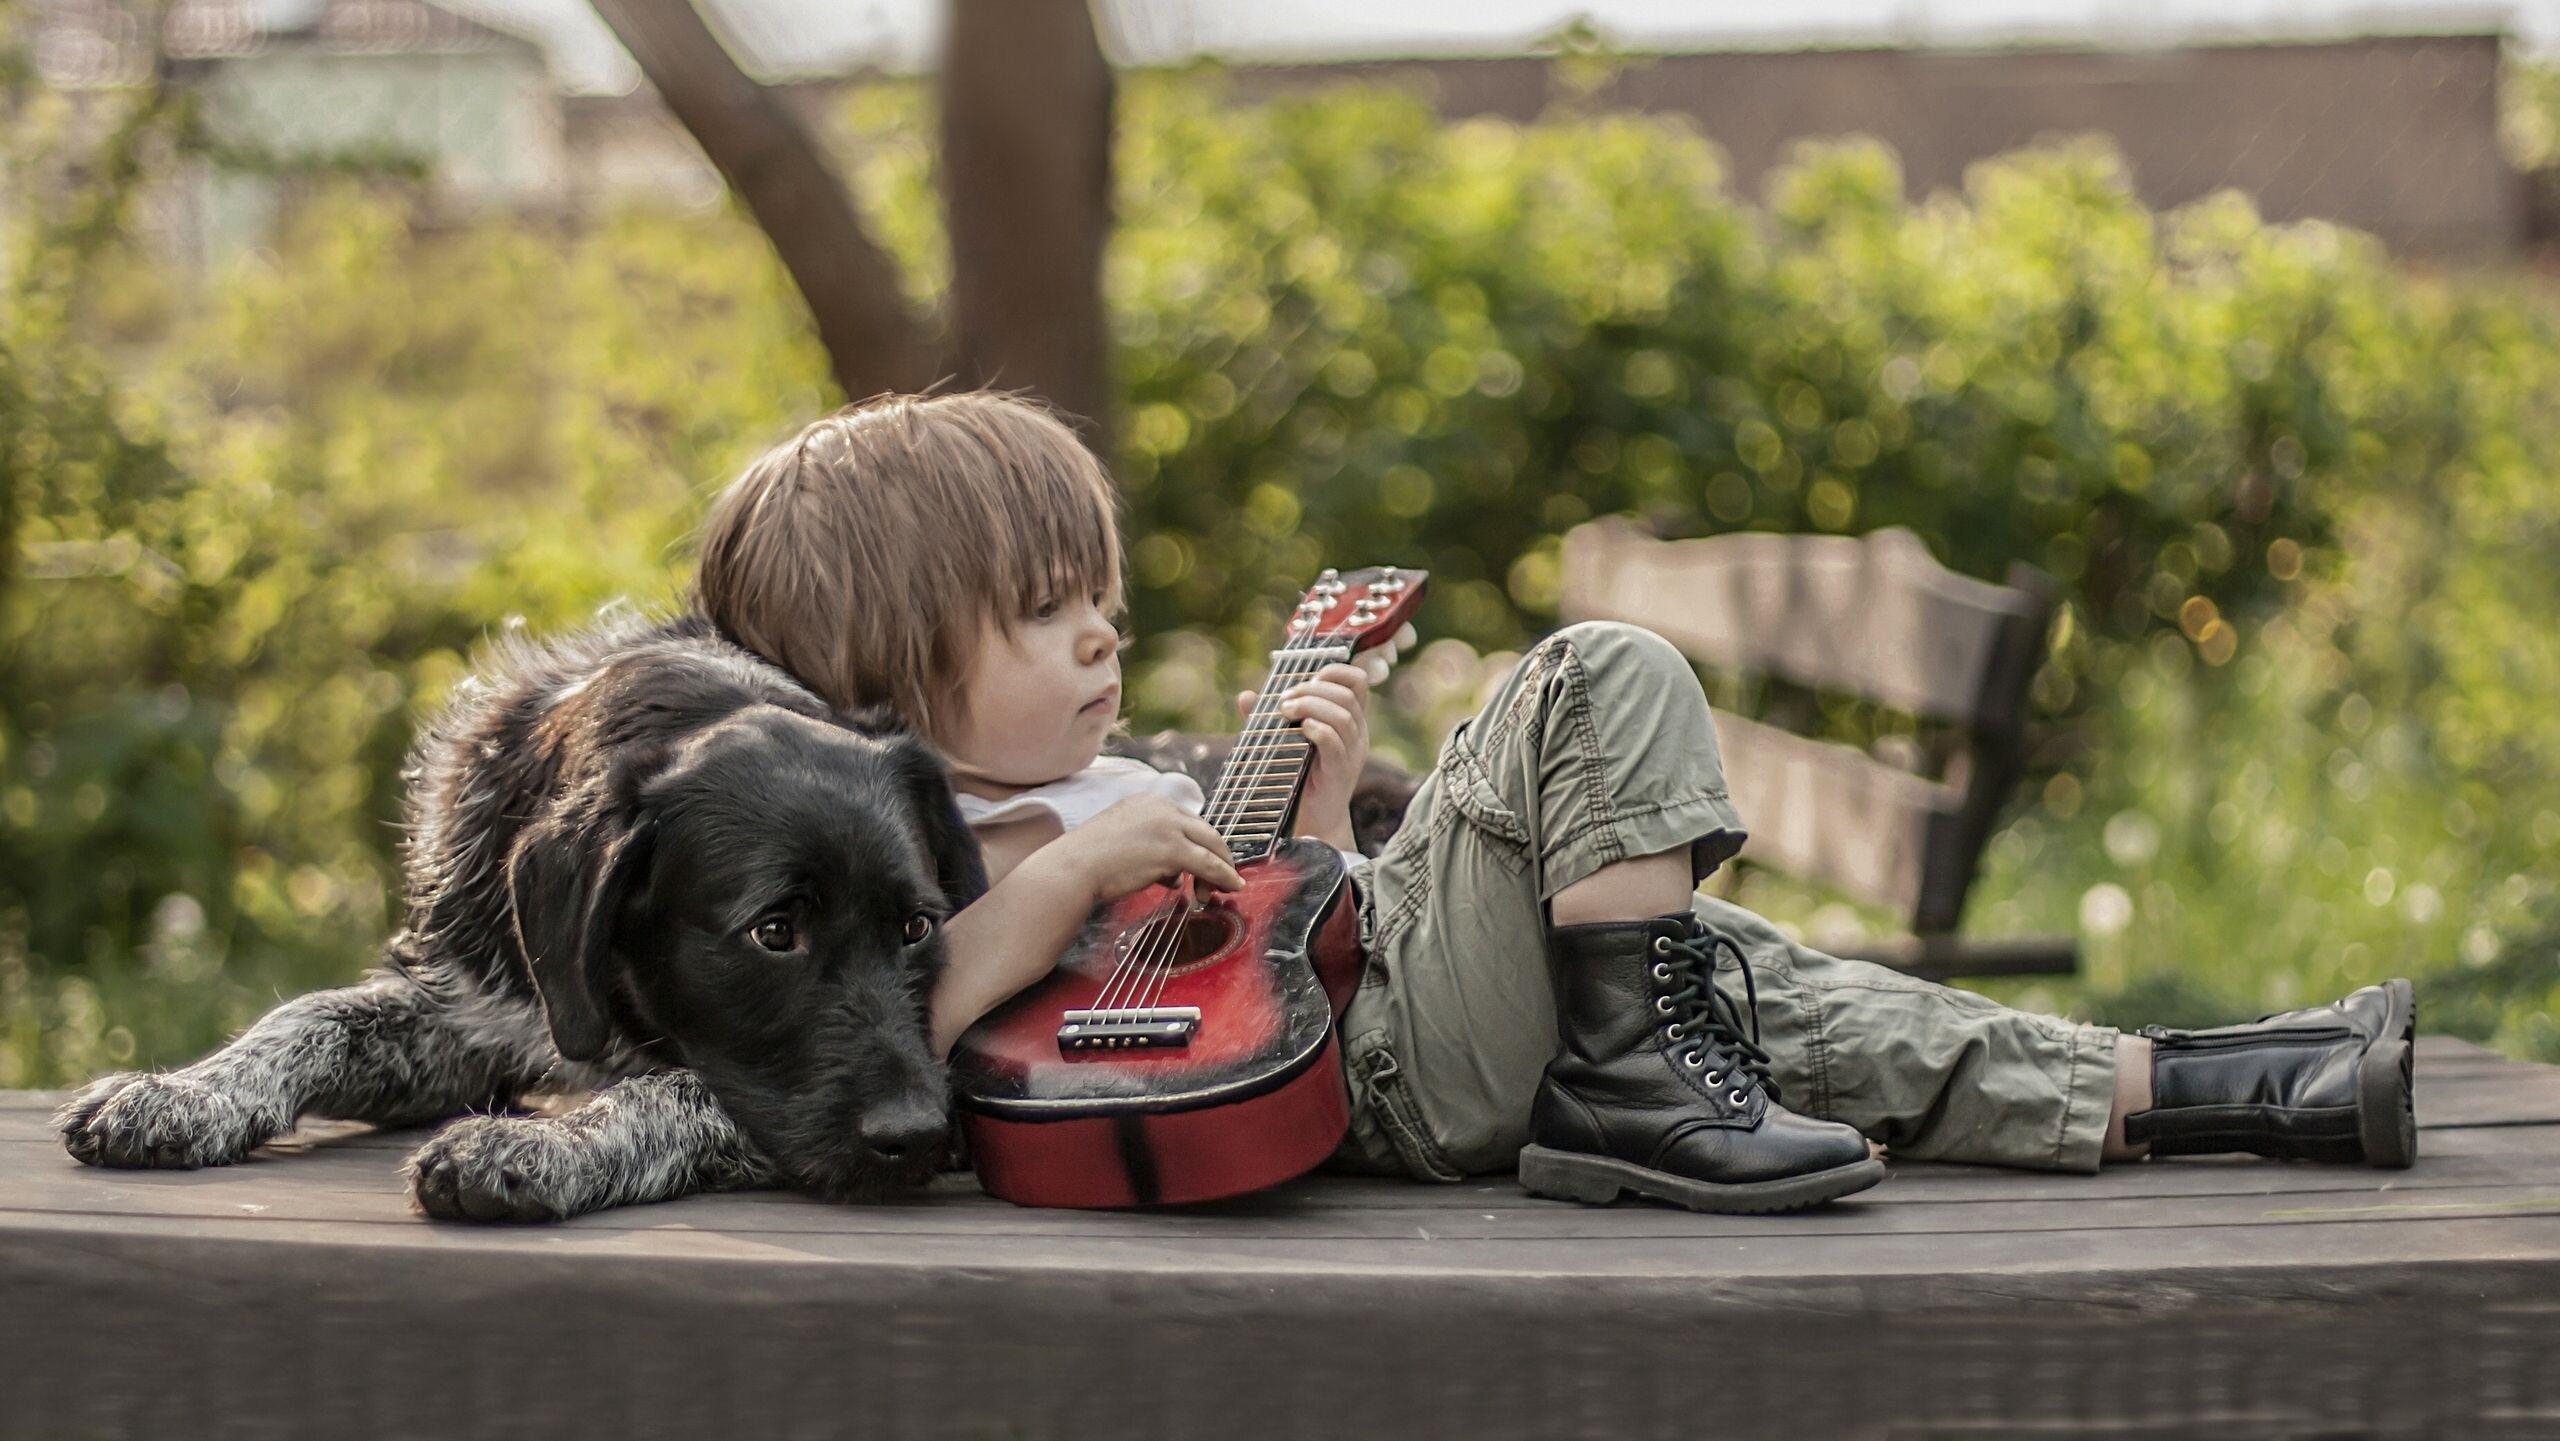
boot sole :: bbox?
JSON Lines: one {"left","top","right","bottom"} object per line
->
{"left": 1516, "top": 1145, "right": 1885, "bottom": 1215}
{"left": 2358, "top": 977, "right": 2418, "bottom": 1170}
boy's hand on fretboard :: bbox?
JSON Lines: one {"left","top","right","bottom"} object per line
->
{"left": 1235, "top": 623, "right": 1412, "bottom": 855}
{"left": 1237, "top": 662, "right": 1367, "bottom": 854}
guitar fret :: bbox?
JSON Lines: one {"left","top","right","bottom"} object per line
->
{"left": 1206, "top": 621, "right": 1381, "bottom": 834}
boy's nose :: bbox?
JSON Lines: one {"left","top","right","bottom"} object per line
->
{"left": 1078, "top": 623, "right": 1119, "bottom": 665}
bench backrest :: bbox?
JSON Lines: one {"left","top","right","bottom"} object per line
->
{"left": 1558, "top": 517, "right": 2058, "bottom": 933}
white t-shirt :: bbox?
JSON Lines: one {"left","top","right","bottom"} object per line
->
{"left": 952, "top": 754, "right": 1370, "bottom": 878}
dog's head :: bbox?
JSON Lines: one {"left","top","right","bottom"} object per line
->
{"left": 506, "top": 701, "right": 985, "bottom": 1201}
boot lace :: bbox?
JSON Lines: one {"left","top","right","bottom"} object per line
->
{"left": 1647, "top": 926, "right": 1781, "bottom": 1108}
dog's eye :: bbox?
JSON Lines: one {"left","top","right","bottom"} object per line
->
{"left": 749, "top": 918, "right": 799, "bottom": 953}
{"left": 902, "top": 912, "right": 936, "bottom": 946}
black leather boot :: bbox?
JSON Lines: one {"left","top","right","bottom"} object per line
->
{"left": 1517, "top": 911, "right": 1884, "bottom": 1214}
{"left": 2123, "top": 978, "right": 2417, "bottom": 1168}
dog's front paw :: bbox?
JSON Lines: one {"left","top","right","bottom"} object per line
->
{"left": 404, "top": 1115, "right": 595, "bottom": 1223}
{"left": 55, "top": 1071, "right": 272, "bottom": 1169}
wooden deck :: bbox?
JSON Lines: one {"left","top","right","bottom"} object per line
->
{"left": 5, "top": 1035, "right": 2558, "bottom": 1440}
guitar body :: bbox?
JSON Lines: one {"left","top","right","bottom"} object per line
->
{"left": 950, "top": 564, "right": 1426, "bottom": 1209}
{"left": 951, "top": 838, "right": 1363, "bottom": 1207}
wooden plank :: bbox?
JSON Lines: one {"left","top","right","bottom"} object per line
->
{"left": 9, "top": 1126, "right": 2556, "bottom": 1225}
{"left": 1560, "top": 516, "right": 2043, "bottom": 725}
{"left": 4, "top": 1050, "right": 2554, "bottom": 1245}
{"left": 6, "top": 1204, "right": 2560, "bottom": 1441}
{"left": 6, "top": 1038, "right": 2553, "bottom": 1441}
{"left": 13, "top": 1157, "right": 2560, "bottom": 1246}
{"left": 5, "top": 1135, "right": 2555, "bottom": 1244}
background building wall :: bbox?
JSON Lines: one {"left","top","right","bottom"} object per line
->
{"left": 1230, "top": 34, "right": 2522, "bottom": 255}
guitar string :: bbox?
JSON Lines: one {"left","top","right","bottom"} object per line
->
{"left": 1081, "top": 630, "right": 1327, "bottom": 1024}
{"left": 1088, "top": 637, "right": 1323, "bottom": 1025}
{"left": 1124, "top": 635, "right": 1333, "bottom": 1018}
{"left": 1102, "top": 633, "right": 1326, "bottom": 1019}
{"left": 1151, "top": 581, "right": 1408, "bottom": 1015}
{"left": 1130, "top": 590, "right": 1389, "bottom": 1018}
{"left": 1091, "top": 581, "right": 1402, "bottom": 1030}
{"left": 1163, "top": 582, "right": 1406, "bottom": 1007}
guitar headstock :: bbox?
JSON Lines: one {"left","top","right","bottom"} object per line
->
{"left": 1288, "top": 566, "right": 1428, "bottom": 659}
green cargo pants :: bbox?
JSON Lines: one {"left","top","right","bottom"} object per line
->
{"left": 1333, "top": 620, "right": 2120, "bottom": 1180}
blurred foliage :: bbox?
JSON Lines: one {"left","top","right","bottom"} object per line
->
{"left": 3, "top": 59, "right": 2556, "bottom": 1085}
{"left": 2503, "top": 53, "right": 2560, "bottom": 172}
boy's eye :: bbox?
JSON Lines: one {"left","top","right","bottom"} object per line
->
{"left": 1031, "top": 590, "right": 1108, "bottom": 624}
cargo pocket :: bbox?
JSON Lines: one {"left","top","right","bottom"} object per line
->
{"left": 1347, "top": 1032, "right": 1467, "bottom": 1183}
{"left": 1433, "top": 715, "right": 1530, "bottom": 867}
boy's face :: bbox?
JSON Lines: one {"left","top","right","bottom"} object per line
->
{"left": 934, "top": 586, "right": 1123, "bottom": 791}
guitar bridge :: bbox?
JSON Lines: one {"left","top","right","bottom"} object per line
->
{"left": 1059, "top": 1007, "right": 1201, "bottom": 1053}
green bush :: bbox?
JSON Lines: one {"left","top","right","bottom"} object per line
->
{"left": 4, "top": 68, "right": 2555, "bottom": 1084}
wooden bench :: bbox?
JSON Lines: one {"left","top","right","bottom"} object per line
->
{"left": 2, "top": 1036, "right": 2552, "bottom": 1440}
{"left": 1560, "top": 516, "right": 2077, "bottom": 981}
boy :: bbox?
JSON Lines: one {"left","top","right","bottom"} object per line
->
{"left": 697, "top": 392, "right": 2417, "bottom": 1214}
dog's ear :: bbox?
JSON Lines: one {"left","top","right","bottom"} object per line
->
{"left": 834, "top": 703, "right": 988, "bottom": 913}
{"left": 506, "top": 794, "right": 658, "bottom": 1063}
{"left": 902, "top": 746, "right": 988, "bottom": 913}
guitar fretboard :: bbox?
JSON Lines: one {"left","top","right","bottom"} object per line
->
{"left": 1206, "top": 642, "right": 1350, "bottom": 860}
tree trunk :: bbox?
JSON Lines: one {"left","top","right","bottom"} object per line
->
{"left": 941, "top": 0, "right": 1116, "bottom": 450}
{"left": 587, "top": 0, "right": 944, "bottom": 402}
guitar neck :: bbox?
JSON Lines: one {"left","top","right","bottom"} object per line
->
{"left": 1203, "top": 565, "right": 1427, "bottom": 862}
{"left": 1204, "top": 640, "right": 1348, "bottom": 858}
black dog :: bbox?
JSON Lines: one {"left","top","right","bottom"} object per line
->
{"left": 54, "top": 608, "right": 985, "bottom": 1220}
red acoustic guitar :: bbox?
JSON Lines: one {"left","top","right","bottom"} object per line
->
{"left": 951, "top": 566, "right": 1429, "bottom": 1208}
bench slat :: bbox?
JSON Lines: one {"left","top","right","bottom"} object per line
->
{"left": 1561, "top": 516, "right": 2046, "bottom": 727}
{"left": 1712, "top": 711, "right": 1955, "bottom": 919}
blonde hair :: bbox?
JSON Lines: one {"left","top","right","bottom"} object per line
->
{"left": 695, "top": 392, "right": 1126, "bottom": 744}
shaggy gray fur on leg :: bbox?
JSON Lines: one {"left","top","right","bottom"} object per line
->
{"left": 54, "top": 975, "right": 539, "bottom": 1170}
{"left": 403, "top": 1069, "right": 779, "bottom": 1222}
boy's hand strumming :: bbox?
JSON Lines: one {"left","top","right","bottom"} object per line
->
{"left": 1237, "top": 658, "right": 1375, "bottom": 855}
{"left": 1051, "top": 794, "right": 1246, "bottom": 906}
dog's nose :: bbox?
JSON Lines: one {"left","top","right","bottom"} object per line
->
{"left": 856, "top": 1096, "right": 947, "bottom": 1164}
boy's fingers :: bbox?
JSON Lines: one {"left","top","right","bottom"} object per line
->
{"left": 1199, "top": 844, "right": 1244, "bottom": 890}
{"left": 1357, "top": 652, "right": 1390, "bottom": 686}
{"left": 1291, "top": 699, "right": 1358, "bottom": 736}
{"left": 1281, "top": 683, "right": 1363, "bottom": 720}
{"left": 1182, "top": 818, "right": 1242, "bottom": 887}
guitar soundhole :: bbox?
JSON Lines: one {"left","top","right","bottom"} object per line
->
{"left": 1113, "top": 904, "right": 1244, "bottom": 980}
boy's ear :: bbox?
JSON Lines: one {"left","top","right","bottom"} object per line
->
{"left": 506, "top": 790, "right": 659, "bottom": 1063}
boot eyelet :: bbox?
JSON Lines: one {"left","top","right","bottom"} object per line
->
{"left": 1653, "top": 996, "right": 1675, "bottom": 1014}
{"left": 1682, "top": 1049, "right": 1704, "bottom": 1069}
{"left": 1664, "top": 1023, "right": 1684, "bottom": 1041}
{"left": 1650, "top": 961, "right": 1673, "bottom": 982}
{"left": 1653, "top": 936, "right": 1679, "bottom": 954}
{"left": 1703, "top": 1070, "right": 1721, "bottom": 1087}
{"left": 1728, "top": 1089, "right": 1748, "bottom": 1107}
